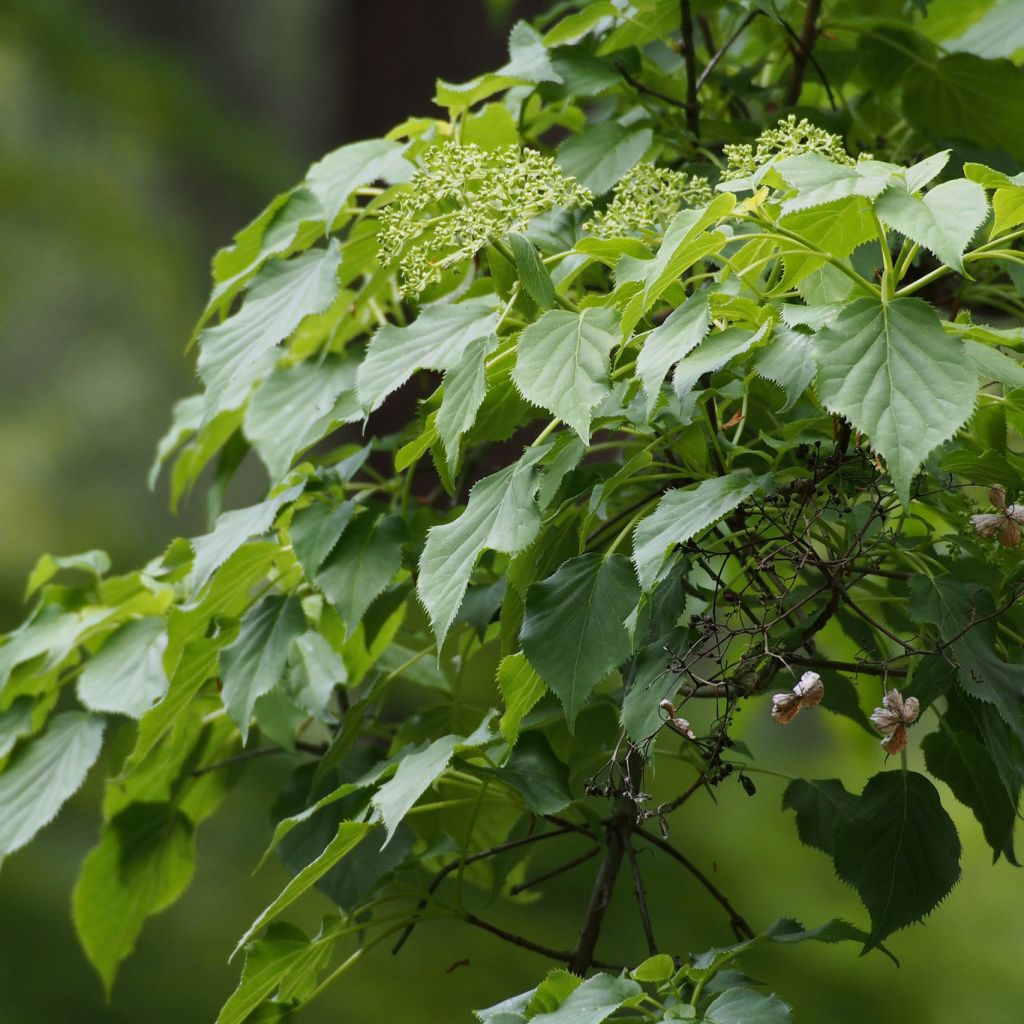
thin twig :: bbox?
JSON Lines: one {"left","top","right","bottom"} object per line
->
{"left": 632, "top": 826, "right": 754, "bottom": 941}
{"left": 189, "top": 740, "right": 325, "bottom": 778}
{"left": 695, "top": 11, "right": 759, "bottom": 91}
{"left": 614, "top": 62, "right": 688, "bottom": 110}
{"left": 680, "top": 0, "right": 701, "bottom": 137}
{"left": 625, "top": 839, "right": 658, "bottom": 956}
{"left": 780, "top": 0, "right": 835, "bottom": 109}
{"left": 509, "top": 848, "right": 600, "bottom": 896}
{"left": 463, "top": 913, "right": 621, "bottom": 971}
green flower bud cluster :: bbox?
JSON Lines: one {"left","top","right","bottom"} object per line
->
{"left": 721, "top": 114, "right": 854, "bottom": 180}
{"left": 585, "top": 162, "right": 713, "bottom": 239}
{"left": 377, "top": 142, "right": 592, "bottom": 296}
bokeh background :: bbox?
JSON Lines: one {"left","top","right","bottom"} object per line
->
{"left": 1, "top": 1, "right": 1022, "bottom": 1021}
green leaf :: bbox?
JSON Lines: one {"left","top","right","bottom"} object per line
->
{"left": 636, "top": 291, "right": 710, "bottom": 415}
{"left": 244, "top": 355, "right": 361, "bottom": 482}
{"left": 495, "top": 731, "right": 571, "bottom": 814}
{"left": 197, "top": 244, "right": 342, "bottom": 417}
{"left": 782, "top": 778, "right": 858, "bottom": 857}
{"left": 672, "top": 321, "right": 771, "bottom": 399}
{"left": 813, "top": 297, "right": 978, "bottom": 504}
{"left": 529, "top": 973, "right": 642, "bottom": 1024}
{"left": 306, "top": 138, "right": 410, "bottom": 228}
{"left": 0, "top": 699, "right": 33, "bottom": 761}
{"left": 436, "top": 334, "right": 498, "bottom": 466}
{"left": 774, "top": 154, "right": 895, "bottom": 214}
{"left": 498, "top": 652, "right": 547, "bottom": 747}
{"left": 777, "top": 197, "right": 876, "bottom": 287}
{"left": 875, "top": 179, "right": 988, "bottom": 274}
{"left": 77, "top": 618, "right": 169, "bottom": 719}
{"left": 512, "top": 307, "right": 619, "bottom": 442}
{"left": 923, "top": 721, "right": 1018, "bottom": 864}
{"left": 288, "top": 632, "right": 347, "bottom": 719}
{"left": 25, "top": 549, "right": 111, "bottom": 600}
{"left": 316, "top": 512, "right": 406, "bottom": 638}
{"left": 833, "top": 771, "right": 961, "bottom": 948}
{"left": 902, "top": 54, "right": 1024, "bottom": 164}
{"left": 233, "top": 821, "right": 373, "bottom": 957}
{"left": 630, "top": 953, "right": 675, "bottom": 982}
{"left": 703, "top": 988, "right": 791, "bottom": 1024}
{"left": 543, "top": 2, "right": 618, "bottom": 46}
{"left": 357, "top": 298, "right": 498, "bottom": 412}
{"left": 72, "top": 803, "right": 195, "bottom": 995}
{"left": 419, "top": 448, "right": 546, "bottom": 645}
{"left": 509, "top": 232, "right": 556, "bottom": 308}
{"left": 754, "top": 325, "right": 816, "bottom": 412}
{"left": 0, "top": 711, "right": 104, "bottom": 858}
{"left": 963, "top": 339, "right": 1024, "bottom": 388}
{"left": 557, "top": 122, "right": 652, "bottom": 195}
{"left": 633, "top": 474, "right": 769, "bottom": 591}
{"left": 221, "top": 597, "right": 306, "bottom": 742}
{"left": 289, "top": 500, "right": 355, "bottom": 580}
{"left": 521, "top": 553, "right": 639, "bottom": 728}
{"left": 189, "top": 483, "right": 303, "bottom": 597}
{"left": 373, "top": 735, "right": 460, "bottom": 843}
{"left": 217, "top": 921, "right": 337, "bottom": 1024}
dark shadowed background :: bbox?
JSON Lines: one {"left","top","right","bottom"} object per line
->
{"left": 1, "top": 2, "right": 1022, "bottom": 1021}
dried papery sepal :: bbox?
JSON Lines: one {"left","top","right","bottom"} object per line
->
{"left": 770, "top": 671, "right": 824, "bottom": 724}
{"left": 871, "top": 689, "right": 920, "bottom": 756}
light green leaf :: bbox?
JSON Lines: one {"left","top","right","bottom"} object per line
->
{"left": 673, "top": 321, "right": 771, "bottom": 399}
{"left": 947, "top": 0, "right": 1024, "bottom": 58}
{"left": 512, "top": 307, "right": 619, "bottom": 442}
{"left": 289, "top": 499, "right": 355, "bottom": 580}
{"left": 221, "top": 597, "right": 306, "bottom": 742}
{"left": 529, "top": 973, "right": 642, "bottom": 1024}
{"left": 498, "top": 653, "right": 547, "bottom": 747}
{"left": 904, "top": 150, "right": 951, "bottom": 193}
{"left": 306, "top": 138, "right": 410, "bottom": 228}
{"left": 316, "top": 512, "right": 406, "bottom": 637}
{"left": 774, "top": 154, "right": 894, "bottom": 214}
{"left": 509, "top": 232, "right": 556, "bottom": 308}
{"left": 373, "top": 735, "right": 460, "bottom": 841}
{"left": 754, "top": 325, "right": 816, "bottom": 412}
{"left": 875, "top": 179, "right": 988, "bottom": 274}
{"left": 0, "top": 699, "right": 33, "bottom": 761}
{"left": 631, "top": 953, "right": 675, "bottom": 983}
{"left": 436, "top": 334, "right": 499, "bottom": 465}
{"left": 636, "top": 291, "right": 710, "bottom": 415}
{"left": 357, "top": 298, "right": 498, "bottom": 412}
{"left": 419, "top": 447, "right": 546, "bottom": 645}
{"left": 288, "top": 632, "right": 347, "bottom": 719}
{"left": 834, "top": 771, "right": 961, "bottom": 949}
{"left": 197, "top": 244, "right": 342, "bottom": 418}
{"left": 149, "top": 394, "right": 205, "bottom": 490}
{"left": 634, "top": 473, "right": 770, "bottom": 591}
{"left": 244, "top": 354, "right": 361, "bottom": 483}
{"left": 0, "top": 711, "right": 104, "bottom": 858}
{"left": 813, "top": 297, "right": 978, "bottom": 504}
{"left": 777, "top": 196, "right": 876, "bottom": 287}
{"left": 963, "top": 339, "right": 1024, "bottom": 387}
{"left": 704, "top": 988, "right": 792, "bottom": 1024}
{"left": 521, "top": 553, "right": 639, "bottom": 728}
{"left": 557, "top": 123, "right": 652, "bottom": 195}
{"left": 77, "top": 618, "right": 169, "bottom": 719}
{"left": 72, "top": 803, "right": 195, "bottom": 995}
{"left": 543, "top": 2, "right": 618, "bottom": 46}
{"left": 233, "top": 822, "right": 373, "bottom": 957}
{"left": 501, "top": 20, "right": 563, "bottom": 83}
{"left": 189, "top": 483, "right": 303, "bottom": 598}
{"left": 25, "top": 549, "right": 110, "bottom": 600}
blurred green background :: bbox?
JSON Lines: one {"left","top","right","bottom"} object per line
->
{"left": 1, "top": 1, "right": 1022, "bottom": 1021}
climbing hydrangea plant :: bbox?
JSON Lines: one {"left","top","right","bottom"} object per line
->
{"left": 4, "top": 2, "right": 1024, "bottom": 1021}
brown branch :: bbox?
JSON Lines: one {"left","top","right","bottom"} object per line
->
{"left": 785, "top": 654, "right": 908, "bottom": 678}
{"left": 680, "top": 0, "right": 701, "bottom": 138}
{"left": 392, "top": 826, "right": 583, "bottom": 955}
{"left": 614, "top": 62, "right": 688, "bottom": 110}
{"left": 625, "top": 839, "right": 658, "bottom": 956}
{"left": 509, "top": 848, "right": 600, "bottom": 896}
{"left": 632, "top": 826, "right": 754, "bottom": 941}
{"left": 462, "top": 913, "right": 619, "bottom": 971}
{"left": 781, "top": 0, "right": 836, "bottom": 109}
{"left": 570, "top": 816, "right": 628, "bottom": 973}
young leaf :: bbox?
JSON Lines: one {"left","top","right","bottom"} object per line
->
{"left": 813, "top": 297, "right": 977, "bottom": 504}
{"left": 509, "top": 232, "right": 556, "bottom": 308}
{"left": 672, "top": 321, "right": 771, "bottom": 399}
{"left": 833, "top": 771, "right": 961, "bottom": 949}
{"left": 774, "top": 154, "right": 894, "bottom": 214}
{"left": 498, "top": 652, "right": 547, "bottom": 747}
{"left": 512, "top": 307, "right": 619, "bottom": 443}
{"left": 633, "top": 473, "right": 770, "bottom": 590}
{"left": 305, "top": 137, "right": 409, "bottom": 228}
{"left": 289, "top": 499, "right": 355, "bottom": 580}
{"left": 703, "top": 988, "right": 792, "bottom": 1024}
{"left": 636, "top": 291, "right": 710, "bottom": 414}
{"left": 521, "top": 553, "right": 640, "bottom": 728}
{"left": 372, "top": 735, "right": 460, "bottom": 843}
{"left": 357, "top": 298, "right": 498, "bottom": 413}
{"left": 436, "top": 334, "right": 498, "bottom": 465}
{"left": 557, "top": 122, "right": 652, "bottom": 195}
{"left": 0, "top": 711, "right": 104, "bottom": 858}
{"left": 419, "top": 448, "right": 546, "bottom": 645}
{"left": 72, "top": 803, "right": 195, "bottom": 995}
{"left": 220, "top": 596, "right": 306, "bottom": 741}
{"left": 316, "top": 512, "right": 406, "bottom": 638}
{"left": 77, "top": 618, "right": 169, "bottom": 719}
{"left": 197, "top": 244, "right": 342, "bottom": 417}
{"left": 528, "top": 973, "right": 641, "bottom": 1023}
{"left": 875, "top": 179, "right": 988, "bottom": 274}
{"left": 754, "top": 325, "right": 816, "bottom": 411}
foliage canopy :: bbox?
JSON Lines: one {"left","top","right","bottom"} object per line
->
{"left": 4, "top": 1, "right": 1024, "bottom": 1020}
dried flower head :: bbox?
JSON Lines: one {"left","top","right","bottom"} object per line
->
{"left": 770, "top": 671, "right": 824, "bottom": 725}
{"left": 970, "top": 485, "right": 1024, "bottom": 547}
{"left": 722, "top": 115, "right": 855, "bottom": 181}
{"left": 585, "top": 162, "right": 713, "bottom": 238}
{"left": 659, "top": 698, "right": 696, "bottom": 740}
{"left": 871, "top": 689, "right": 920, "bottom": 756}
{"left": 377, "top": 142, "right": 592, "bottom": 295}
